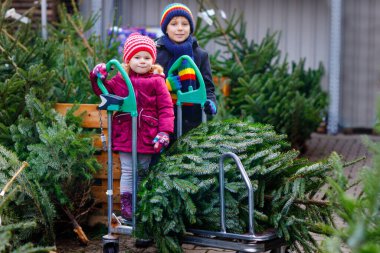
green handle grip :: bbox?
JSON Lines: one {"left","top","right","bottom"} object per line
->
{"left": 96, "top": 59, "right": 137, "bottom": 116}
{"left": 167, "top": 55, "right": 207, "bottom": 106}
{"left": 97, "top": 75, "right": 109, "bottom": 95}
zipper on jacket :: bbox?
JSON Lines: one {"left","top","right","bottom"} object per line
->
{"left": 138, "top": 108, "right": 158, "bottom": 128}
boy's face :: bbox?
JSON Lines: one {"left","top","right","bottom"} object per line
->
{"left": 128, "top": 51, "right": 154, "bottom": 74}
{"left": 166, "top": 16, "right": 191, "bottom": 44}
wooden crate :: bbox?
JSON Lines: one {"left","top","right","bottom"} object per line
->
{"left": 11, "top": 0, "right": 57, "bottom": 23}
{"left": 213, "top": 76, "right": 230, "bottom": 96}
{"left": 55, "top": 103, "right": 121, "bottom": 219}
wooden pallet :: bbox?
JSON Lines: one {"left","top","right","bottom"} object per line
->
{"left": 55, "top": 103, "right": 121, "bottom": 222}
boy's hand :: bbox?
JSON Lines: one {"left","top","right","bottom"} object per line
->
{"left": 92, "top": 63, "right": 108, "bottom": 80}
{"left": 166, "top": 76, "right": 181, "bottom": 91}
{"left": 204, "top": 99, "right": 217, "bottom": 115}
{"left": 152, "top": 132, "right": 170, "bottom": 153}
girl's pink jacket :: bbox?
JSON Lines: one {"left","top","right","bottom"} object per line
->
{"left": 90, "top": 71, "right": 174, "bottom": 154}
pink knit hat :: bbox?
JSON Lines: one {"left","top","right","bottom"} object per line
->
{"left": 123, "top": 33, "right": 157, "bottom": 63}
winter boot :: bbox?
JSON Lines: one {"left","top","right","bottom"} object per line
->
{"left": 120, "top": 192, "right": 132, "bottom": 219}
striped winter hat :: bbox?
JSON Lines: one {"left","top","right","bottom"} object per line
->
{"left": 160, "top": 3, "right": 194, "bottom": 34}
{"left": 123, "top": 33, "right": 157, "bottom": 63}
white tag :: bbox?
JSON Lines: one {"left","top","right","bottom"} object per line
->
{"left": 101, "top": 134, "right": 107, "bottom": 151}
{"left": 5, "top": 8, "right": 30, "bottom": 24}
{"left": 198, "top": 12, "right": 213, "bottom": 26}
{"left": 206, "top": 9, "right": 215, "bottom": 16}
{"left": 220, "top": 10, "right": 227, "bottom": 20}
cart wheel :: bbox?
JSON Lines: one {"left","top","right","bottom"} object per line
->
{"left": 135, "top": 238, "right": 153, "bottom": 248}
{"left": 103, "top": 242, "right": 119, "bottom": 253}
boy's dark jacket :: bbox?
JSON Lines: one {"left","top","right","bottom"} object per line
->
{"left": 155, "top": 36, "right": 217, "bottom": 135}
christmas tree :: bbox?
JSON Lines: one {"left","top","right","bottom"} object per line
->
{"left": 195, "top": 0, "right": 328, "bottom": 150}
{"left": 137, "top": 120, "right": 344, "bottom": 253}
{"left": 0, "top": 145, "right": 55, "bottom": 252}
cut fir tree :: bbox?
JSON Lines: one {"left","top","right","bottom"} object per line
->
{"left": 136, "top": 120, "right": 343, "bottom": 253}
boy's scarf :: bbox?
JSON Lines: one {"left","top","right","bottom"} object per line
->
{"left": 162, "top": 35, "right": 196, "bottom": 92}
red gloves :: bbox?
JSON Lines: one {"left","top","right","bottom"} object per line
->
{"left": 152, "top": 132, "right": 170, "bottom": 153}
{"left": 92, "top": 63, "right": 108, "bottom": 79}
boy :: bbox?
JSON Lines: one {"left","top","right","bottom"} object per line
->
{"left": 156, "top": 3, "right": 217, "bottom": 135}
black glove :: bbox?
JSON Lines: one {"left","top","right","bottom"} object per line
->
{"left": 204, "top": 99, "right": 217, "bottom": 115}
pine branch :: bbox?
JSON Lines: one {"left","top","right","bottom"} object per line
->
{"left": 264, "top": 195, "right": 330, "bottom": 207}
{"left": 61, "top": 205, "right": 89, "bottom": 245}
{"left": 343, "top": 156, "right": 365, "bottom": 167}
{"left": 65, "top": 13, "right": 94, "bottom": 56}
{"left": 197, "top": 0, "right": 244, "bottom": 70}
{"left": 0, "top": 161, "right": 28, "bottom": 197}
{"left": 0, "top": 44, "right": 18, "bottom": 69}
{"left": 1, "top": 28, "right": 29, "bottom": 52}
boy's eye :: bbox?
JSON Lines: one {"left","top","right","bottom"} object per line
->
{"left": 169, "top": 21, "right": 188, "bottom": 27}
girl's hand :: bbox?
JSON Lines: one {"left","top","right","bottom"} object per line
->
{"left": 92, "top": 63, "right": 108, "bottom": 80}
{"left": 152, "top": 132, "right": 170, "bottom": 153}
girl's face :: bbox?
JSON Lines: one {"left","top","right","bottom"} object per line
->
{"left": 128, "top": 51, "right": 154, "bottom": 74}
{"left": 166, "top": 16, "right": 191, "bottom": 43}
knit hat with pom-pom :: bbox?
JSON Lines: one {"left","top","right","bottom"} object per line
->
{"left": 160, "top": 3, "right": 194, "bottom": 34}
{"left": 123, "top": 33, "right": 157, "bottom": 63}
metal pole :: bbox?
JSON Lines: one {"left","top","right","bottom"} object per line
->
{"left": 41, "top": 0, "right": 47, "bottom": 39}
{"left": 201, "top": 107, "right": 207, "bottom": 123}
{"left": 219, "top": 152, "right": 254, "bottom": 235}
{"left": 177, "top": 105, "right": 183, "bottom": 138}
{"left": 219, "top": 157, "right": 226, "bottom": 233}
{"left": 131, "top": 117, "right": 138, "bottom": 229}
{"left": 107, "top": 112, "right": 113, "bottom": 234}
{"left": 92, "top": 0, "right": 103, "bottom": 36}
{"left": 328, "top": 0, "right": 342, "bottom": 134}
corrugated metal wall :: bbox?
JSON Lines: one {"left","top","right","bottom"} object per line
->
{"left": 81, "top": 0, "right": 380, "bottom": 129}
{"left": 116, "top": 0, "right": 330, "bottom": 73}
{"left": 340, "top": 0, "right": 380, "bottom": 129}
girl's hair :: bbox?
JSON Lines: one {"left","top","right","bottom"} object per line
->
{"left": 122, "top": 63, "right": 164, "bottom": 75}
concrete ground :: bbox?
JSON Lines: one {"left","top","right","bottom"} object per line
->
{"left": 56, "top": 133, "right": 379, "bottom": 253}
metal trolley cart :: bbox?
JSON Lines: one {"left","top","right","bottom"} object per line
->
{"left": 98, "top": 57, "right": 286, "bottom": 253}
{"left": 96, "top": 59, "right": 138, "bottom": 252}
{"left": 182, "top": 151, "right": 286, "bottom": 253}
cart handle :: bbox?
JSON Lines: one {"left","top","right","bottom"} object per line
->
{"left": 167, "top": 55, "right": 207, "bottom": 107}
{"left": 219, "top": 152, "right": 254, "bottom": 235}
{"left": 96, "top": 59, "right": 137, "bottom": 116}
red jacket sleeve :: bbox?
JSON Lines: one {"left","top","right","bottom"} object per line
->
{"left": 89, "top": 71, "right": 118, "bottom": 96}
{"left": 155, "top": 76, "right": 175, "bottom": 134}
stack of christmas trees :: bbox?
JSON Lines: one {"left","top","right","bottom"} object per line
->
{"left": 136, "top": 120, "right": 343, "bottom": 253}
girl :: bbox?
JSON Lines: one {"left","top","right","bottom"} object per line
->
{"left": 90, "top": 33, "right": 174, "bottom": 219}
{"left": 156, "top": 3, "right": 217, "bottom": 135}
